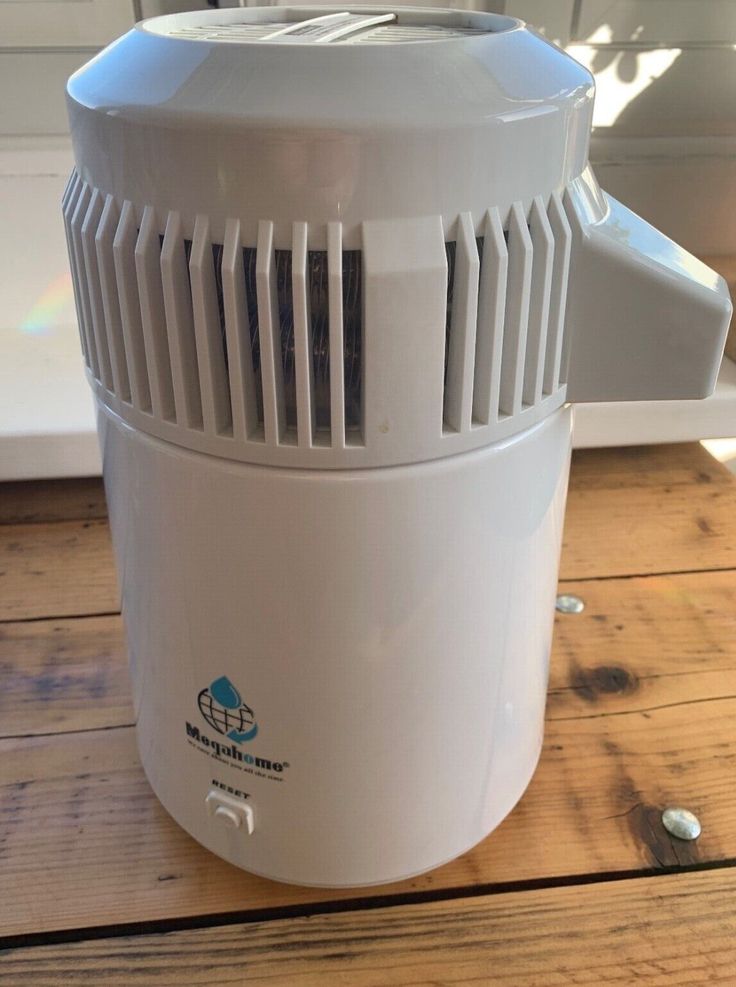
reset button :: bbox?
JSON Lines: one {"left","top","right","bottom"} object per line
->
{"left": 205, "top": 790, "right": 255, "bottom": 834}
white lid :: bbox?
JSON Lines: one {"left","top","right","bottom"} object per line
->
{"left": 67, "top": 6, "right": 593, "bottom": 236}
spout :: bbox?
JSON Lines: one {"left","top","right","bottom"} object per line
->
{"left": 562, "top": 169, "right": 732, "bottom": 404}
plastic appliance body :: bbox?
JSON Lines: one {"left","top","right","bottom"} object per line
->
{"left": 100, "top": 402, "right": 570, "bottom": 886}
{"left": 64, "top": 7, "right": 730, "bottom": 886}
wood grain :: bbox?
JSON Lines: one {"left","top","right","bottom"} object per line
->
{"left": 0, "top": 478, "right": 107, "bottom": 526}
{"left": 549, "top": 569, "right": 736, "bottom": 718}
{"left": 569, "top": 440, "right": 733, "bottom": 492}
{"left": 0, "top": 519, "right": 118, "bottom": 621}
{"left": 3, "top": 868, "right": 735, "bottom": 986}
{"left": 3, "top": 444, "right": 736, "bottom": 622}
{"left": 1, "top": 441, "right": 735, "bottom": 977}
{"left": 0, "top": 616, "right": 131, "bottom": 738}
{"left": 562, "top": 442, "right": 736, "bottom": 579}
{"left": 3, "top": 569, "right": 733, "bottom": 738}
{"left": 2, "top": 568, "right": 734, "bottom": 936}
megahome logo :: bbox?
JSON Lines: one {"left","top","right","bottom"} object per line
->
{"left": 186, "top": 675, "right": 289, "bottom": 779}
{"left": 198, "top": 675, "right": 258, "bottom": 743}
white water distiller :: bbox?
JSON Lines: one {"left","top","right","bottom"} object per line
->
{"left": 64, "top": 7, "right": 731, "bottom": 887}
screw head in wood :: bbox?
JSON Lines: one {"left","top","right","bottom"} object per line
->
{"left": 556, "top": 594, "right": 585, "bottom": 614}
{"left": 662, "top": 807, "right": 701, "bottom": 841}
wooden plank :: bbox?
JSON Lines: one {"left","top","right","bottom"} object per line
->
{"left": 561, "top": 442, "right": 736, "bottom": 579}
{"left": 0, "top": 444, "right": 733, "bottom": 622}
{"left": 0, "top": 478, "right": 107, "bottom": 526}
{"left": 549, "top": 569, "right": 736, "bottom": 717}
{"left": 570, "top": 440, "right": 733, "bottom": 492}
{"left": 3, "top": 568, "right": 734, "bottom": 738}
{"left": 0, "top": 439, "right": 728, "bottom": 532}
{"left": 0, "top": 616, "right": 131, "bottom": 738}
{"left": 4, "top": 691, "right": 731, "bottom": 935}
{"left": 1, "top": 568, "right": 734, "bottom": 936}
{"left": 3, "top": 868, "right": 735, "bottom": 985}
{"left": 0, "top": 518, "right": 118, "bottom": 621}
{"left": 2, "top": 443, "right": 736, "bottom": 622}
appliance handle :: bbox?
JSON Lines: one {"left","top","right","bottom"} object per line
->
{"left": 562, "top": 169, "right": 732, "bottom": 404}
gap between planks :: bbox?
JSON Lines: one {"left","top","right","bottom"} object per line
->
{"left": 3, "top": 585, "right": 736, "bottom": 935}
{"left": 3, "top": 466, "right": 736, "bottom": 622}
{"left": 3, "top": 567, "right": 736, "bottom": 737}
{"left": 2, "top": 867, "right": 736, "bottom": 985}
{"left": 2, "top": 857, "right": 736, "bottom": 954}
{"left": 0, "top": 443, "right": 736, "bottom": 621}
{"left": 2, "top": 445, "right": 736, "bottom": 953}
{"left": 4, "top": 562, "right": 736, "bottom": 630}
{"left": 1, "top": 443, "right": 731, "bottom": 528}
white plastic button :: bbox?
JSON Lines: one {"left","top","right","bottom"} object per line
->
{"left": 214, "top": 805, "right": 241, "bottom": 829}
{"left": 205, "top": 790, "right": 255, "bottom": 835}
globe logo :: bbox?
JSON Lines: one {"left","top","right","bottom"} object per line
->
{"left": 198, "top": 675, "right": 258, "bottom": 744}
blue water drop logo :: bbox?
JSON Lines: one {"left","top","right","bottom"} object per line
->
{"left": 210, "top": 675, "right": 242, "bottom": 710}
{"left": 197, "top": 675, "right": 258, "bottom": 744}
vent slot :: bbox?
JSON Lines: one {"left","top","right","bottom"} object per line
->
{"left": 160, "top": 213, "right": 203, "bottom": 429}
{"left": 443, "top": 214, "right": 480, "bottom": 433}
{"left": 544, "top": 192, "right": 572, "bottom": 390}
{"left": 211, "top": 243, "right": 228, "bottom": 371}
{"left": 62, "top": 174, "right": 89, "bottom": 366}
{"left": 498, "top": 202, "right": 533, "bottom": 417}
{"left": 136, "top": 207, "right": 176, "bottom": 422}
{"left": 291, "top": 224, "right": 316, "bottom": 446}
{"left": 96, "top": 194, "right": 131, "bottom": 403}
{"left": 189, "top": 219, "right": 233, "bottom": 436}
{"left": 241, "top": 245, "right": 265, "bottom": 428}
{"left": 275, "top": 247, "right": 297, "bottom": 435}
{"left": 81, "top": 189, "right": 114, "bottom": 391}
{"left": 220, "top": 221, "right": 261, "bottom": 440}
{"left": 342, "top": 249, "right": 362, "bottom": 435}
{"left": 523, "top": 197, "right": 554, "bottom": 408}
{"left": 308, "top": 249, "right": 331, "bottom": 435}
{"left": 113, "top": 201, "right": 152, "bottom": 413}
{"left": 472, "top": 208, "right": 507, "bottom": 426}
{"left": 327, "top": 223, "right": 346, "bottom": 447}
{"left": 70, "top": 182, "right": 100, "bottom": 380}
{"left": 256, "top": 220, "right": 287, "bottom": 444}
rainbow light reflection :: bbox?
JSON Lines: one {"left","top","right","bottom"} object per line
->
{"left": 20, "top": 271, "right": 75, "bottom": 335}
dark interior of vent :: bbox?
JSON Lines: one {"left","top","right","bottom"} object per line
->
{"left": 210, "top": 242, "right": 228, "bottom": 368}
{"left": 341, "top": 250, "right": 362, "bottom": 433}
{"left": 306, "top": 250, "right": 330, "bottom": 431}
{"left": 157, "top": 234, "right": 361, "bottom": 438}
{"left": 243, "top": 245, "right": 362, "bottom": 436}
{"left": 274, "top": 249, "right": 297, "bottom": 429}
{"left": 180, "top": 238, "right": 231, "bottom": 380}
{"left": 241, "top": 246, "right": 264, "bottom": 428}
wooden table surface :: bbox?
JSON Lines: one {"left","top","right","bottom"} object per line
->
{"left": 1, "top": 442, "right": 736, "bottom": 985}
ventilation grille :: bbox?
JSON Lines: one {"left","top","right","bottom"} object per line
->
{"left": 63, "top": 173, "right": 363, "bottom": 450}
{"left": 168, "top": 12, "right": 487, "bottom": 45}
{"left": 63, "top": 172, "right": 572, "bottom": 464}
{"left": 442, "top": 195, "right": 572, "bottom": 434}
